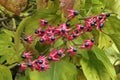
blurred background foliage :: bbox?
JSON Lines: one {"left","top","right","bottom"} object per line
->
{"left": 0, "top": 0, "right": 120, "bottom": 80}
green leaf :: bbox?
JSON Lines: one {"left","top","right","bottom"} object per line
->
{"left": 105, "top": 44, "right": 120, "bottom": 64}
{"left": 84, "top": 0, "right": 92, "bottom": 10}
{"left": 98, "top": 32, "right": 112, "bottom": 50}
{"left": 78, "top": 49, "right": 89, "bottom": 60}
{"left": 47, "top": 0, "right": 60, "bottom": 13}
{"left": 35, "top": 41, "right": 50, "bottom": 53}
{"left": 0, "top": 65, "right": 12, "bottom": 80}
{"left": 0, "top": 56, "right": 6, "bottom": 64}
{"left": 29, "top": 60, "right": 77, "bottom": 80}
{"left": 109, "top": 34, "right": 120, "bottom": 52}
{"left": 104, "top": 0, "right": 120, "bottom": 16}
{"left": 54, "top": 38, "right": 64, "bottom": 48}
{"left": 92, "top": 46, "right": 117, "bottom": 80}
{"left": 77, "top": 69, "right": 87, "bottom": 80}
{"left": 0, "top": 29, "right": 19, "bottom": 64}
{"left": 104, "top": 16, "right": 120, "bottom": 34}
{"left": 81, "top": 50, "right": 111, "bottom": 80}
{"left": 103, "top": 16, "right": 120, "bottom": 52}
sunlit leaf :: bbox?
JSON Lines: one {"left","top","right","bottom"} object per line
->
{"left": 0, "top": 29, "right": 20, "bottom": 64}
{"left": 29, "top": 60, "right": 77, "bottom": 80}
{"left": 109, "top": 34, "right": 120, "bottom": 52}
{"left": 77, "top": 69, "right": 87, "bottom": 80}
{"left": 105, "top": 0, "right": 120, "bottom": 16}
{"left": 103, "top": 16, "right": 120, "bottom": 51}
{"left": 0, "top": 65, "right": 12, "bottom": 80}
{"left": 92, "top": 46, "right": 117, "bottom": 80}
{"left": 105, "top": 44, "right": 120, "bottom": 64}
{"left": 98, "top": 32, "right": 112, "bottom": 50}
{"left": 81, "top": 51, "right": 111, "bottom": 80}
{"left": 47, "top": 0, "right": 60, "bottom": 13}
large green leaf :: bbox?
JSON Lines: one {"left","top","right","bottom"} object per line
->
{"left": 105, "top": 44, "right": 120, "bottom": 64}
{"left": 29, "top": 60, "right": 77, "bottom": 80}
{"left": 92, "top": 46, "right": 117, "bottom": 80}
{"left": 77, "top": 69, "right": 87, "bottom": 80}
{"left": 0, "top": 29, "right": 20, "bottom": 64}
{"left": 104, "top": 16, "right": 120, "bottom": 34}
{"left": 109, "top": 34, "right": 120, "bottom": 52}
{"left": 98, "top": 32, "right": 112, "bottom": 50}
{"left": 54, "top": 38, "right": 64, "bottom": 48}
{"left": 0, "top": 65, "right": 12, "bottom": 80}
{"left": 102, "top": 0, "right": 120, "bottom": 16}
{"left": 47, "top": 0, "right": 60, "bottom": 13}
{"left": 81, "top": 50, "right": 111, "bottom": 80}
{"left": 103, "top": 16, "right": 120, "bottom": 51}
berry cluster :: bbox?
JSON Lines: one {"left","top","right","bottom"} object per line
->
{"left": 18, "top": 9, "right": 110, "bottom": 71}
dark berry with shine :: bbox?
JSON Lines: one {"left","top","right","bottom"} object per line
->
{"left": 99, "top": 16, "right": 103, "bottom": 20}
{"left": 47, "top": 33, "right": 51, "bottom": 36}
{"left": 39, "top": 38, "right": 44, "bottom": 42}
{"left": 24, "top": 38, "right": 28, "bottom": 41}
{"left": 80, "top": 25, "right": 84, "bottom": 29}
{"left": 27, "top": 63, "right": 33, "bottom": 67}
{"left": 99, "top": 23, "right": 104, "bottom": 28}
{"left": 85, "top": 43, "right": 89, "bottom": 47}
{"left": 47, "top": 56, "right": 52, "bottom": 60}
{"left": 22, "top": 55, "right": 26, "bottom": 59}
{"left": 38, "top": 60, "right": 43, "bottom": 64}
{"left": 61, "top": 28, "right": 66, "bottom": 33}
{"left": 75, "top": 30, "right": 79, "bottom": 34}
{"left": 40, "top": 30, "right": 45, "bottom": 34}
{"left": 106, "top": 13, "right": 110, "bottom": 17}
{"left": 44, "top": 20, "right": 48, "bottom": 24}
{"left": 73, "top": 34, "right": 77, "bottom": 38}
{"left": 91, "top": 21, "right": 95, "bottom": 26}
{"left": 73, "top": 48, "right": 77, "bottom": 52}
{"left": 35, "top": 29, "right": 39, "bottom": 34}
{"left": 41, "top": 65, "right": 45, "bottom": 69}
{"left": 51, "top": 37, "right": 55, "bottom": 41}
{"left": 57, "top": 51, "right": 62, "bottom": 57}
{"left": 93, "top": 20, "right": 96, "bottom": 23}
{"left": 66, "top": 22, "right": 70, "bottom": 27}
{"left": 74, "top": 11, "right": 79, "bottom": 15}
{"left": 91, "top": 39, "right": 94, "bottom": 42}
{"left": 17, "top": 64, "right": 21, "bottom": 67}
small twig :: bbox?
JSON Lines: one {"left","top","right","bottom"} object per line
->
{"left": 0, "top": 17, "right": 8, "bottom": 22}
{"left": 78, "top": 12, "right": 116, "bottom": 20}
{"left": 0, "top": 10, "right": 37, "bottom": 22}
{"left": 113, "top": 58, "right": 120, "bottom": 66}
{"left": 12, "top": 18, "right": 16, "bottom": 29}
{"left": 1, "top": 22, "right": 16, "bottom": 31}
{"left": 102, "top": 31, "right": 111, "bottom": 36}
{"left": 21, "top": 9, "right": 37, "bottom": 18}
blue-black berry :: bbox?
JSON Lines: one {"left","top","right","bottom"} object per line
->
{"left": 74, "top": 11, "right": 79, "bottom": 15}
{"left": 73, "top": 48, "right": 77, "bottom": 52}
